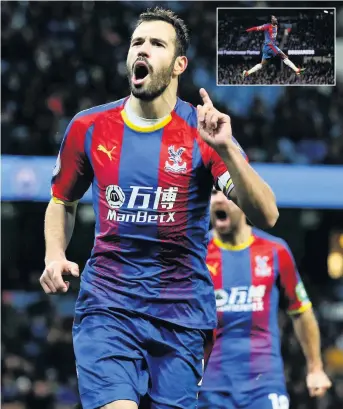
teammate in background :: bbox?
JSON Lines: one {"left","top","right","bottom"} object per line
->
{"left": 242, "top": 15, "right": 305, "bottom": 79}
{"left": 39, "top": 7, "right": 278, "bottom": 409}
{"left": 199, "top": 190, "right": 331, "bottom": 409}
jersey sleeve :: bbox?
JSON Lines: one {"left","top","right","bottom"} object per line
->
{"left": 51, "top": 114, "right": 93, "bottom": 205}
{"left": 277, "top": 242, "right": 312, "bottom": 315}
{"left": 247, "top": 24, "right": 269, "bottom": 32}
{"left": 201, "top": 136, "right": 248, "bottom": 198}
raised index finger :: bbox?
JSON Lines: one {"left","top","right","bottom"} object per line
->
{"left": 199, "top": 88, "right": 213, "bottom": 107}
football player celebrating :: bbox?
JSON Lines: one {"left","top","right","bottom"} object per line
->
{"left": 199, "top": 190, "right": 331, "bottom": 409}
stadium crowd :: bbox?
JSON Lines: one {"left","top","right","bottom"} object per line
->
{"left": 2, "top": 1, "right": 343, "bottom": 409}
{"left": 218, "top": 10, "right": 335, "bottom": 52}
{"left": 218, "top": 59, "right": 335, "bottom": 85}
{"left": 2, "top": 2, "right": 342, "bottom": 163}
{"left": 217, "top": 9, "right": 335, "bottom": 86}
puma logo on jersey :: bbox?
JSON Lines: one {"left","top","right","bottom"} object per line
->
{"left": 97, "top": 144, "right": 116, "bottom": 161}
{"left": 207, "top": 262, "right": 219, "bottom": 276}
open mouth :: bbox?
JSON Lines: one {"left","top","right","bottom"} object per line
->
{"left": 215, "top": 210, "right": 228, "bottom": 221}
{"left": 132, "top": 61, "right": 150, "bottom": 86}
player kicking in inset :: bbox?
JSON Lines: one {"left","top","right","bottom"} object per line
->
{"left": 198, "top": 190, "right": 332, "bottom": 409}
{"left": 39, "top": 7, "right": 278, "bottom": 409}
{"left": 242, "top": 15, "right": 306, "bottom": 80}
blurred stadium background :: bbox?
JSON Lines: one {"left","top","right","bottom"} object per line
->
{"left": 218, "top": 8, "right": 335, "bottom": 85}
{"left": 1, "top": 1, "right": 343, "bottom": 409}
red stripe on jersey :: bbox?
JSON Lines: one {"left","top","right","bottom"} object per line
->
{"left": 206, "top": 237, "right": 224, "bottom": 324}
{"left": 206, "top": 238, "right": 223, "bottom": 290}
{"left": 89, "top": 108, "right": 125, "bottom": 244}
{"left": 275, "top": 241, "right": 304, "bottom": 312}
{"left": 155, "top": 114, "right": 195, "bottom": 300}
{"left": 52, "top": 113, "right": 97, "bottom": 202}
{"left": 198, "top": 134, "right": 248, "bottom": 186}
{"left": 249, "top": 236, "right": 275, "bottom": 374}
{"left": 197, "top": 136, "right": 228, "bottom": 185}
{"left": 206, "top": 237, "right": 223, "bottom": 369}
{"left": 156, "top": 114, "right": 194, "bottom": 244}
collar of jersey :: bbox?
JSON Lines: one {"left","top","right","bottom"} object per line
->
{"left": 121, "top": 109, "right": 172, "bottom": 133}
{"left": 213, "top": 235, "right": 255, "bottom": 251}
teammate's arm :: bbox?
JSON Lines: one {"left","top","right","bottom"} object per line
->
{"left": 278, "top": 243, "right": 332, "bottom": 397}
{"left": 291, "top": 309, "right": 332, "bottom": 397}
{"left": 40, "top": 114, "right": 93, "bottom": 294}
{"left": 197, "top": 88, "right": 278, "bottom": 229}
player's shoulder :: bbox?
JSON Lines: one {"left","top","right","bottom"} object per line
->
{"left": 252, "top": 227, "right": 290, "bottom": 252}
{"left": 72, "top": 97, "right": 127, "bottom": 128}
{"left": 173, "top": 97, "right": 198, "bottom": 129}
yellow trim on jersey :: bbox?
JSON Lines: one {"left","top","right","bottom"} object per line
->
{"left": 287, "top": 302, "right": 312, "bottom": 315}
{"left": 121, "top": 110, "right": 172, "bottom": 133}
{"left": 213, "top": 235, "right": 255, "bottom": 251}
{"left": 52, "top": 196, "right": 78, "bottom": 207}
{"left": 225, "top": 178, "right": 234, "bottom": 193}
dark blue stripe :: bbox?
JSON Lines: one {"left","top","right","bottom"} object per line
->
{"left": 117, "top": 125, "right": 164, "bottom": 248}
{"left": 174, "top": 98, "right": 197, "bottom": 128}
{"left": 221, "top": 248, "right": 252, "bottom": 360}
{"left": 222, "top": 248, "right": 252, "bottom": 291}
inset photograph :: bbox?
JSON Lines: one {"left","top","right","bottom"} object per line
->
{"left": 217, "top": 8, "right": 335, "bottom": 86}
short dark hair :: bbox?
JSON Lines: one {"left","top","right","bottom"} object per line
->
{"left": 135, "top": 7, "right": 189, "bottom": 57}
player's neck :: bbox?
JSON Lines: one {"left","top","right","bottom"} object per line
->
{"left": 215, "top": 224, "right": 252, "bottom": 247}
{"left": 129, "top": 87, "right": 177, "bottom": 120}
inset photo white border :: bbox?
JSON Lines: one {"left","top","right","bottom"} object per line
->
{"left": 216, "top": 7, "right": 336, "bottom": 87}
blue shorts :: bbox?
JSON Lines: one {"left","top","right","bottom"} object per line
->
{"left": 73, "top": 308, "right": 212, "bottom": 409}
{"left": 198, "top": 388, "right": 289, "bottom": 409}
{"left": 262, "top": 44, "right": 282, "bottom": 60}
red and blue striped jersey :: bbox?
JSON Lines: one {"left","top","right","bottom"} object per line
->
{"left": 202, "top": 228, "right": 312, "bottom": 395}
{"left": 258, "top": 23, "right": 278, "bottom": 45}
{"left": 51, "top": 97, "right": 245, "bottom": 329}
